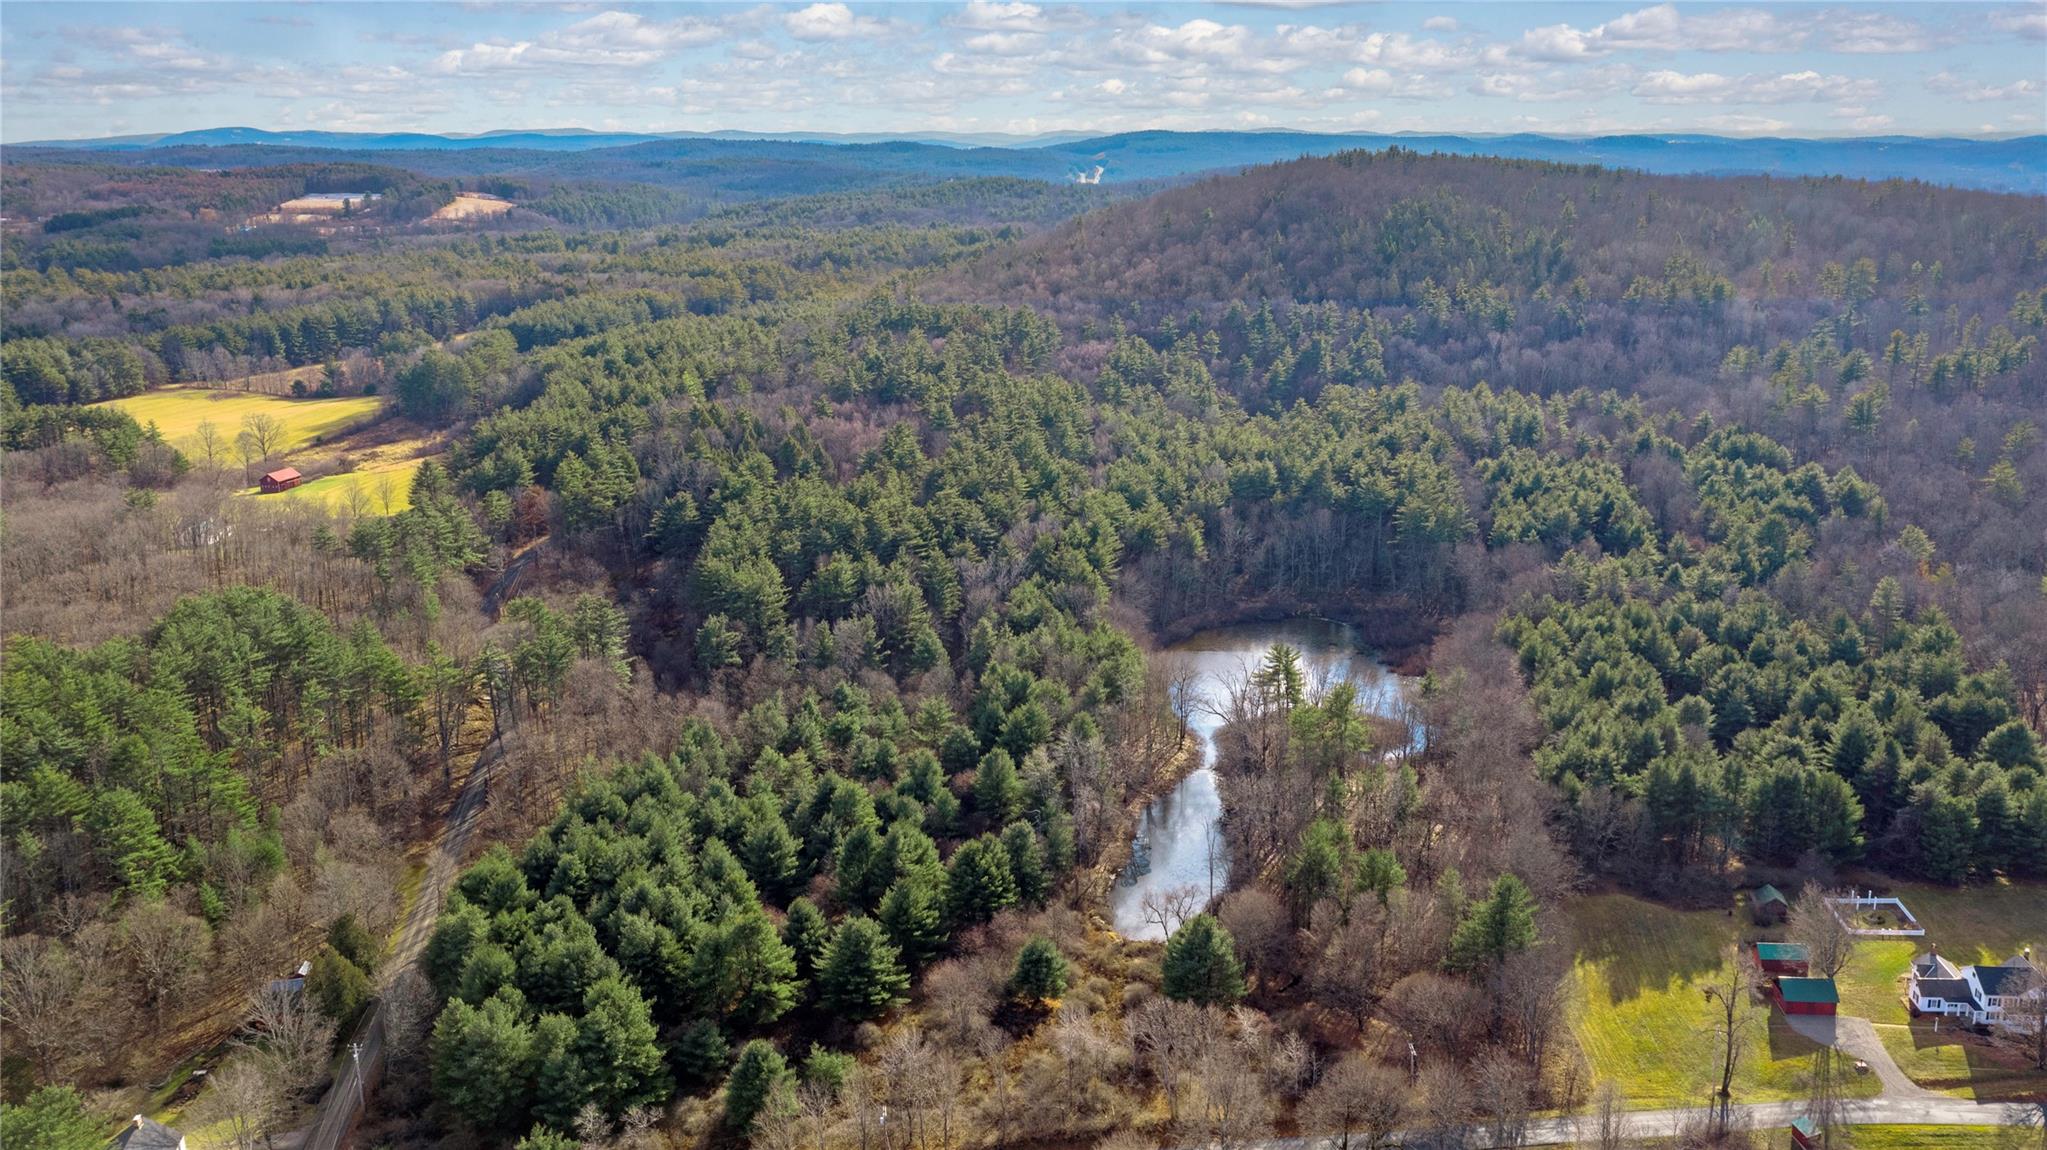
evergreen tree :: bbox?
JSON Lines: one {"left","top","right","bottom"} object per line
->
{"left": 309, "top": 946, "right": 374, "bottom": 1028}
{"left": 432, "top": 992, "right": 536, "bottom": 1134}
{"left": 816, "top": 916, "right": 910, "bottom": 1021}
{"left": 1447, "top": 874, "right": 1539, "bottom": 973}
{"left": 0, "top": 1087, "right": 105, "bottom": 1150}
{"left": 574, "top": 976, "right": 670, "bottom": 1118}
{"left": 723, "top": 1040, "right": 787, "bottom": 1132}
{"left": 877, "top": 877, "right": 948, "bottom": 969}
{"left": 1009, "top": 936, "right": 1069, "bottom": 1002}
{"left": 975, "top": 747, "right": 1024, "bottom": 825}
{"left": 781, "top": 896, "right": 832, "bottom": 980}
{"left": 1000, "top": 820, "right": 1049, "bottom": 907}
{"left": 1161, "top": 914, "right": 1247, "bottom": 1006}
{"left": 945, "top": 835, "right": 1018, "bottom": 927}
{"left": 327, "top": 912, "right": 380, "bottom": 976}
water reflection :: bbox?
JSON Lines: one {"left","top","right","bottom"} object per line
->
{"left": 1108, "top": 618, "right": 1417, "bottom": 939}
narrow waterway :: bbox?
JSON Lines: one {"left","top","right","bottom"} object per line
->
{"left": 1109, "top": 618, "right": 1418, "bottom": 940}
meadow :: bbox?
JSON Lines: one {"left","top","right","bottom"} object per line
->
{"left": 1567, "top": 894, "right": 1881, "bottom": 1108}
{"left": 95, "top": 387, "right": 383, "bottom": 457}
{"left": 252, "top": 456, "right": 427, "bottom": 515}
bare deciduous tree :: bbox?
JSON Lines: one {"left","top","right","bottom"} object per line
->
{"left": 1700, "top": 946, "right": 1760, "bottom": 1137}
{"left": 1299, "top": 1053, "right": 1408, "bottom": 1150}
{"left": 1787, "top": 885, "right": 1857, "bottom": 979}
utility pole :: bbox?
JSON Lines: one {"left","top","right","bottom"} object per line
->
{"left": 349, "top": 1042, "right": 365, "bottom": 1112}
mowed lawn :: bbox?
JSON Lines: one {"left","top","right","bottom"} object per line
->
{"left": 1567, "top": 894, "right": 1881, "bottom": 1108}
{"left": 1834, "top": 881, "right": 2047, "bottom": 1102}
{"left": 96, "top": 387, "right": 383, "bottom": 455}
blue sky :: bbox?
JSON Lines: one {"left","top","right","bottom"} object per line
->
{"left": 3, "top": 2, "right": 2043, "bottom": 142}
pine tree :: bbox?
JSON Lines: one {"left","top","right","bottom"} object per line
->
{"left": 878, "top": 877, "right": 948, "bottom": 969}
{"left": 975, "top": 747, "right": 1023, "bottom": 825}
{"left": 945, "top": 835, "right": 1017, "bottom": 927}
{"left": 781, "top": 896, "right": 832, "bottom": 980}
{"left": 574, "top": 976, "right": 669, "bottom": 1119}
{"left": 1447, "top": 874, "right": 1539, "bottom": 973}
{"left": 1161, "top": 913, "right": 1247, "bottom": 1006}
{"left": 432, "top": 992, "right": 536, "bottom": 1133}
{"left": 723, "top": 1040, "right": 787, "bottom": 1131}
{"left": 816, "top": 916, "right": 910, "bottom": 1021}
{"left": 1000, "top": 821, "right": 1049, "bottom": 907}
{"left": 1009, "top": 936, "right": 1069, "bottom": 1002}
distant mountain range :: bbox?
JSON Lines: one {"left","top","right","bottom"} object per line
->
{"left": 13, "top": 127, "right": 2043, "bottom": 195}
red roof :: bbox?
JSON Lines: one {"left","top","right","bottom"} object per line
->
{"left": 262, "top": 468, "right": 302, "bottom": 483}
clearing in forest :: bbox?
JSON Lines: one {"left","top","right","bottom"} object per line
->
{"left": 258, "top": 455, "right": 428, "bottom": 515}
{"left": 432, "top": 193, "right": 514, "bottom": 221}
{"left": 95, "top": 387, "right": 383, "bottom": 456}
{"left": 1566, "top": 894, "right": 1882, "bottom": 1108}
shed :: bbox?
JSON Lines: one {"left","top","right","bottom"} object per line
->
{"left": 1756, "top": 941, "right": 1811, "bottom": 975}
{"left": 259, "top": 467, "right": 303, "bottom": 494}
{"left": 1777, "top": 976, "right": 1839, "bottom": 1016}
{"left": 1789, "top": 1115, "right": 1820, "bottom": 1149}
{"left": 111, "top": 1115, "right": 187, "bottom": 1150}
{"left": 1752, "top": 884, "right": 1789, "bottom": 925}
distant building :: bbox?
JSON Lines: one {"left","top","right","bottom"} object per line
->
{"left": 1774, "top": 976, "right": 1838, "bottom": 1016}
{"left": 1908, "top": 949, "right": 2042, "bottom": 1029}
{"left": 259, "top": 467, "right": 303, "bottom": 494}
{"left": 1751, "top": 884, "right": 1789, "bottom": 925}
{"left": 268, "top": 958, "right": 313, "bottom": 997}
{"left": 1754, "top": 941, "right": 1811, "bottom": 976}
{"left": 111, "top": 1115, "right": 186, "bottom": 1150}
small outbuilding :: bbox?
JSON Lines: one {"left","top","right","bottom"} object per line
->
{"left": 1776, "top": 976, "right": 1839, "bottom": 1016}
{"left": 1751, "top": 884, "right": 1789, "bottom": 925}
{"left": 259, "top": 467, "right": 303, "bottom": 494}
{"left": 1755, "top": 941, "right": 1811, "bottom": 976}
{"left": 111, "top": 1115, "right": 187, "bottom": 1150}
{"left": 1789, "top": 1115, "right": 1820, "bottom": 1150}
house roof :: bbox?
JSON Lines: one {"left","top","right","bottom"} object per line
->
{"left": 1777, "top": 977, "right": 1839, "bottom": 1004}
{"left": 111, "top": 1116, "right": 183, "bottom": 1150}
{"left": 262, "top": 467, "right": 301, "bottom": 483}
{"left": 1757, "top": 942, "right": 1810, "bottom": 962}
{"left": 1976, "top": 961, "right": 2037, "bottom": 997}
{"left": 1754, "top": 884, "right": 1787, "bottom": 905}
{"left": 1912, "top": 953, "right": 1960, "bottom": 979}
{"left": 1914, "top": 977, "right": 1978, "bottom": 1007}
{"left": 1791, "top": 1116, "right": 1819, "bottom": 1136}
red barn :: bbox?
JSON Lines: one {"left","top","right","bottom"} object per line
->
{"left": 259, "top": 467, "right": 303, "bottom": 493}
{"left": 1790, "top": 1115, "right": 1820, "bottom": 1149}
{"left": 1755, "top": 942, "right": 1811, "bottom": 976}
{"left": 1775, "top": 976, "right": 1838, "bottom": 1016}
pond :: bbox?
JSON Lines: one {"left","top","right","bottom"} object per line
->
{"left": 1108, "top": 617, "right": 1419, "bottom": 940}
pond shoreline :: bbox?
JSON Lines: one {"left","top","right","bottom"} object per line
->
{"left": 1148, "top": 594, "right": 1437, "bottom": 676}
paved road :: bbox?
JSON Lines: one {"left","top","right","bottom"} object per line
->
{"left": 1244, "top": 1097, "right": 2042, "bottom": 1150}
{"left": 295, "top": 736, "right": 501, "bottom": 1150}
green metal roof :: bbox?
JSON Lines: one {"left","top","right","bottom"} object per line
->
{"left": 1757, "top": 942, "right": 1810, "bottom": 961}
{"left": 1791, "top": 1116, "right": 1819, "bottom": 1136}
{"left": 1754, "top": 884, "right": 1787, "bottom": 905}
{"left": 1778, "top": 977, "right": 1838, "bottom": 1004}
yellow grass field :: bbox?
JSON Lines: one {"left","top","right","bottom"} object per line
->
{"left": 432, "top": 193, "right": 514, "bottom": 220}
{"left": 1566, "top": 894, "right": 1882, "bottom": 1108}
{"left": 255, "top": 456, "right": 427, "bottom": 515}
{"left": 96, "top": 388, "right": 383, "bottom": 457}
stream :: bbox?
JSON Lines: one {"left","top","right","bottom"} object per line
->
{"left": 1108, "top": 617, "right": 1419, "bottom": 940}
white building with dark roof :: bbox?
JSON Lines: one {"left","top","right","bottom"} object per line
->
{"left": 1907, "top": 949, "right": 2041, "bottom": 1029}
{"left": 110, "top": 1115, "right": 186, "bottom": 1150}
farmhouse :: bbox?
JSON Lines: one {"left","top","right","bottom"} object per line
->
{"left": 1908, "top": 949, "right": 2042, "bottom": 1029}
{"left": 259, "top": 467, "right": 303, "bottom": 494}
{"left": 1751, "top": 884, "right": 1789, "bottom": 925}
{"left": 1773, "top": 976, "right": 1838, "bottom": 1016}
{"left": 1754, "top": 941, "right": 1810, "bottom": 976}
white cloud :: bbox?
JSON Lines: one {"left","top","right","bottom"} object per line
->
{"left": 1634, "top": 69, "right": 1882, "bottom": 105}
{"left": 1821, "top": 12, "right": 1935, "bottom": 54}
{"left": 1697, "top": 113, "right": 1794, "bottom": 134}
{"left": 949, "top": 1, "right": 1050, "bottom": 34}
{"left": 1423, "top": 16, "right": 1459, "bottom": 33}
{"left": 1989, "top": 7, "right": 2047, "bottom": 40}
{"left": 1927, "top": 72, "right": 2043, "bottom": 102}
{"left": 784, "top": 3, "right": 888, "bottom": 41}
{"left": 1516, "top": 3, "right": 1805, "bottom": 59}
{"left": 433, "top": 10, "right": 722, "bottom": 73}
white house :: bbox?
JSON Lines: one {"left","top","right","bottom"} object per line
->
{"left": 1907, "top": 949, "right": 2041, "bottom": 1029}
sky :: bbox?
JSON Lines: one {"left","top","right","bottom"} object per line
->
{"left": 2, "top": 1, "right": 2043, "bottom": 143}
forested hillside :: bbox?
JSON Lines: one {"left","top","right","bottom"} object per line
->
{"left": 2, "top": 143, "right": 2043, "bottom": 1150}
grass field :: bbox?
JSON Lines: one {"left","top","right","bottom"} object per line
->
{"left": 251, "top": 455, "right": 427, "bottom": 515}
{"left": 97, "top": 387, "right": 383, "bottom": 456}
{"left": 1567, "top": 894, "right": 1883, "bottom": 1108}
{"left": 1834, "top": 1126, "right": 2020, "bottom": 1149}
